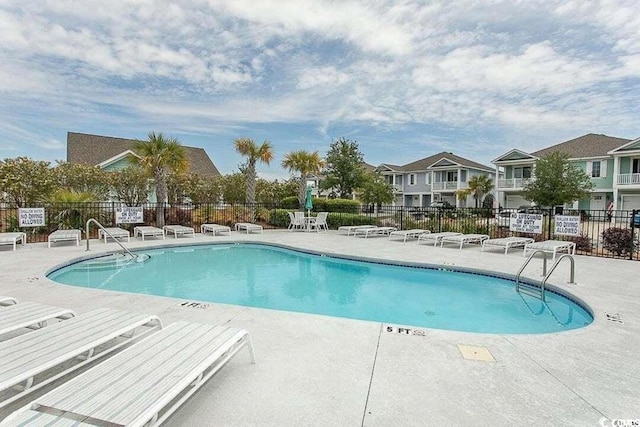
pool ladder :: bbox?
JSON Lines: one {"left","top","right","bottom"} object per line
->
{"left": 85, "top": 218, "right": 138, "bottom": 260}
{"left": 515, "top": 251, "right": 575, "bottom": 301}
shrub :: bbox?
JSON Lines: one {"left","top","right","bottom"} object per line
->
{"left": 601, "top": 227, "right": 635, "bottom": 256}
{"left": 268, "top": 209, "right": 291, "bottom": 227}
{"left": 326, "top": 213, "right": 377, "bottom": 229}
{"left": 279, "top": 196, "right": 300, "bottom": 209}
{"left": 314, "top": 199, "right": 360, "bottom": 213}
{"left": 570, "top": 233, "right": 593, "bottom": 252}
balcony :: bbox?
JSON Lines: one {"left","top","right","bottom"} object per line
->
{"left": 432, "top": 181, "right": 461, "bottom": 191}
{"left": 498, "top": 178, "right": 532, "bottom": 189}
{"left": 391, "top": 184, "right": 403, "bottom": 193}
{"left": 617, "top": 173, "right": 640, "bottom": 186}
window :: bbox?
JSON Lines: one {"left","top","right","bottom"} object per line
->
{"left": 446, "top": 171, "right": 457, "bottom": 182}
{"left": 409, "top": 174, "right": 416, "bottom": 185}
{"left": 514, "top": 166, "right": 532, "bottom": 179}
{"left": 591, "top": 161, "right": 601, "bottom": 178}
{"left": 460, "top": 170, "right": 467, "bottom": 182}
{"left": 633, "top": 159, "right": 640, "bottom": 174}
{"left": 425, "top": 173, "right": 431, "bottom": 185}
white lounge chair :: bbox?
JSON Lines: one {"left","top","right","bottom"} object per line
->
{"left": 201, "top": 223, "right": 231, "bottom": 236}
{"left": 337, "top": 225, "right": 376, "bottom": 236}
{"left": 0, "top": 232, "right": 26, "bottom": 251}
{"left": 417, "top": 232, "right": 462, "bottom": 247}
{"left": 440, "top": 234, "right": 489, "bottom": 249}
{"left": 163, "top": 225, "right": 196, "bottom": 238}
{"left": 5, "top": 321, "right": 255, "bottom": 427}
{"left": 0, "top": 297, "right": 17, "bottom": 306}
{"left": 482, "top": 237, "right": 535, "bottom": 255}
{"left": 235, "top": 223, "right": 263, "bottom": 234}
{"left": 353, "top": 226, "right": 397, "bottom": 238}
{"left": 524, "top": 240, "right": 576, "bottom": 261}
{"left": 98, "top": 227, "right": 131, "bottom": 243}
{"left": 133, "top": 226, "right": 166, "bottom": 241}
{"left": 389, "top": 229, "right": 430, "bottom": 242}
{"left": 0, "top": 301, "right": 75, "bottom": 338}
{"left": 0, "top": 308, "right": 161, "bottom": 409}
{"left": 47, "top": 229, "right": 81, "bottom": 248}
{"left": 308, "top": 212, "right": 329, "bottom": 232}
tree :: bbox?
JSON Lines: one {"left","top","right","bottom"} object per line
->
{"left": 467, "top": 175, "right": 495, "bottom": 208}
{"left": 0, "top": 157, "right": 56, "bottom": 206}
{"left": 281, "top": 150, "right": 324, "bottom": 207}
{"left": 455, "top": 188, "right": 472, "bottom": 205}
{"left": 360, "top": 172, "right": 394, "bottom": 206}
{"left": 320, "top": 137, "right": 366, "bottom": 198}
{"left": 183, "top": 174, "right": 221, "bottom": 204}
{"left": 132, "top": 132, "right": 188, "bottom": 227}
{"left": 109, "top": 166, "right": 150, "bottom": 206}
{"left": 233, "top": 137, "right": 274, "bottom": 221}
{"left": 219, "top": 172, "right": 247, "bottom": 204}
{"left": 523, "top": 151, "right": 593, "bottom": 207}
{"left": 54, "top": 161, "right": 110, "bottom": 200}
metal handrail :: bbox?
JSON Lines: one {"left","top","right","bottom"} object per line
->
{"left": 85, "top": 218, "right": 137, "bottom": 260}
{"left": 540, "top": 254, "right": 576, "bottom": 293}
{"left": 515, "top": 250, "right": 548, "bottom": 293}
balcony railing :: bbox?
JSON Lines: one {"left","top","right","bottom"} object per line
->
{"left": 498, "top": 178, "right": 532, "bottom": 189}
{"left": 617, "top": 173, "right": 640, "bottom": 186}
{"left": 391, "top": 184, "right": 403, "bottom": 192}
{"left": 432, "top": 181, "right": 462, "bottom": 191}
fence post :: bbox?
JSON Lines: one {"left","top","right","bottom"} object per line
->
{"left": 631, "top": 209, "right": 638, "bottom": 261}
{"left": 399, "top": 206, "right": 404, "bottom": 230}
{"left": 547, "top": 208, "right": 553, "bottom": 240}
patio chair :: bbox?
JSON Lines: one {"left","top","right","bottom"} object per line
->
{"left": 0, "top": 232, "right": 27, "bottom": 251}
{"left": 308, "top": 212, "right": 329, "bottom": 232}
{"left": 4, "top": 321, "right": 255, "bottom": 427}
{"left": 523, "top": 240, "right": 576, "bottom": 262}
{"left": 0, "top": 301, "right": 75, "bottom": 338}
{"left": 133, "top": 226, "right": 166, "bottom": 241}
{"left": 0, "top": 308, "right": 162, "bottom": 409}
{"left": 98, "top": 227, "right": 131, "bottom": 243}
{"left": 388, "top": 229, "right": 430, "bottom": 243}
{"left": 48, "top": 229, "right": 81, "bottom": 248}
{"left": 353, "top": 226, "right": 397, "bottom": 238}
{"left": 0, "top": 297, "right": 18, "bottom": 306}
{"left": 235, "top": 223, "right": 263, "bottom": 234}
{"left": 439, "top": 234, "right": 490, "bottom": 249}
{"left": 417, "top": 232, "right": 462, "bottom": 247}
{"left": 163, "top": 225, "right": 196, "bottom": 239}
{"left": 287, "top": 212, "right": 304, "bottom": 231}
{"left": 337, "top": 225, "right": 376, "bottom": 236}
{"left": 201, "top": 223, "right": 231, "bottom": 236}
{"left": 481, "top": 236, "right": 535, "bottom": 255}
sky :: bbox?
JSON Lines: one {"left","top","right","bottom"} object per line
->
{"left": 1, "top": 1, "right": 639, "bottom": 180}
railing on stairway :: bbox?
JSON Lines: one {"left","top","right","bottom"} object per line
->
{"left": 85, "top": 218, "right": 138, "bottom": 260}
{"left": 516, "top": 251, "right": 576, "bottom": 301}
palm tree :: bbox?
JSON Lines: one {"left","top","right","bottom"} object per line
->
{"left": 467, "top": 175, "right": 495, "bottom": 208}
{"left": 234, "top": 137, "right": 274, "bottom": 222}
{"left": 281, "top": 150, "right": 324, "bottom": 208}
{"left": 132, "top": 132, "right": 187, "bottom": 227}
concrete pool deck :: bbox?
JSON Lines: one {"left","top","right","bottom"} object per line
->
{"left": 0, "top": 230, "right": 637, "bottom": 426}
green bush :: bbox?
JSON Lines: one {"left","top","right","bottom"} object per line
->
{"left": 316, "top": 198, "right": 360, "bottom": 213}
{"left": 279, "top": 196, "right": 300, "bottom": 209}
{"left": 326, "top": 213, "right": 377, "bottom": 229}
{"left": 268, "top": 209, "right": 291, "bottom": 227}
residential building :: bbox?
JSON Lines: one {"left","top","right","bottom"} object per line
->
{"left": 493, "top": 133, "right": 640, "bottom": 211}
{"left": 376, "top": 152, "right": 495, "bottom": 207}
{"left": 67, "top": 132, "right": 220, "bottom": 202}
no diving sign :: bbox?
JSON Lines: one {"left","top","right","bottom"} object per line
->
{"left": 18, "top": 208, "right": 46, "bottom": 227}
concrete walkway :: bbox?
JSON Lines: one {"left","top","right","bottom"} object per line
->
{"left": 0, "top": 230, "right": 637, "bottom": 426}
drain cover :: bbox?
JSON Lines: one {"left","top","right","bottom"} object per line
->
{"left": 424, "top": 310, "right": 436, "bottom": 316}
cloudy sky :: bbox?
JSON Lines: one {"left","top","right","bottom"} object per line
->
{"left": 1, "top": 0, "right": 639, "bottom": 179}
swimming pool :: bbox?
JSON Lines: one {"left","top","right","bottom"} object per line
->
{"left": 47, "top": 243, "right": 592, "bottom": 334}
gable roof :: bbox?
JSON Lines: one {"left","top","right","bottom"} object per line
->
{"left": 531, "top": 133, "right": 631, "bottom": 159}
{"left": 402, "top": 151, "right": 494, "bottom": 172}
{"left": 492, "top": 149, "right": 537, "bottom": 163}
{"left": 67, "top": 132, "right": 220, "bottom": 177}
{"left": 607, "top": 136, "right": 640, "bottom": 154}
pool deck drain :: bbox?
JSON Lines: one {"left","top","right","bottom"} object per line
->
{"left": 0, "top": 230, "right": 638, "bottom": 426}
{"left": 457, "top": 344, "right": 496, "bottom": 362}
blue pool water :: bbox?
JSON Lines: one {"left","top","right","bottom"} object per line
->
{"left": 48, "top": 244, "right": 592, "bottom": 334}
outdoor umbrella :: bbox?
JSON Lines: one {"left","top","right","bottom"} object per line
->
{"left": 305, "top": 185, "right": 313, "bottom": 217}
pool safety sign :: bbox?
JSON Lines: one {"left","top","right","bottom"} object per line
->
{"left": 18, "top": 208, "right": 45, "bottom": 227}
{"left": 554, "top": 215, "right": 580, "bottom": 236}
{"left": 115, "top": 207, "right": 144, "bottom": 224}
{"left": 509, "top": 213, "right": 543, "bottom": 234}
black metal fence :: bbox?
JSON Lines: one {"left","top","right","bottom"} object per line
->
{"left": 1, "top": 202, "right": 638, "bottom": 260}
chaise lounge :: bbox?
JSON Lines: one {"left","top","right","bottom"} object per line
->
{"left": 201, "top": 223, "right": 232, "bottom": 236}
{"left": 0, "top": 233, "right": 27, "bottom": 251}
{"left": 481, "top": 236, "right": 535, "bottom": 255}
{"left": 163, "top": 225, "right": 196, "bottom": 238}
{"left": 440, "top": 234, "right": 489, "bottom": 249}
{"left": 523, "top": 240, "right": 576, "bottom": 261}
{"left": 353, "top": 226, "right": 397, "bottom": 238}
{"left": 4, "top": 321, "right": 255, "bottom": 427}
{"left": 0, "top": 301, "right": 76, "bottom": 338}
{"left": 417, "top": 232, "right": 462, "bottom": 247}
{"left": 48, "top": 229, "right": 81, "bottom": 248}
{"left": 98, "top": 227, "right": 131, "bottom": 243}
{"left": 337, "top": 225, "right": 376, "bottom": 236}
{"left": 133, "top": 226, "right": 166, "bottom": 241}
{"left": 235, "top": 223, "right": 263, "bottom": 234}
{"left": 388, "top": 229, "right": 430, "bottom": 242}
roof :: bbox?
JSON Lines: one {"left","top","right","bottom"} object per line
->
{"left": 401, "top": 151, "right": 494, "bottom": 172}
{"left": 531, "top": 133, "right": 631, "bottom": 159}
{"left": 67, "top": 132, "right": 220, "bottom": 177}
